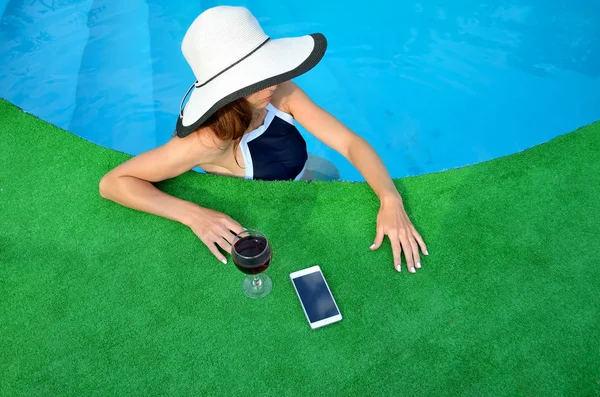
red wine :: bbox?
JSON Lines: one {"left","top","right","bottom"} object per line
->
{"left": 233, "top": 236, "right": 272, "bottom": 274}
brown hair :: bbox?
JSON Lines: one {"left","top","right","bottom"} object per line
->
{"left": 195, "top": 97, "right": 254, "bottom": 167}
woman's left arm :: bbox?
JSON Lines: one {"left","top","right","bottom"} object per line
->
{"left": 281, "top": 81, "right": 428, "bottom": 273}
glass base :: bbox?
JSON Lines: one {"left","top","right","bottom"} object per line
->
{"left": 242, "top": 273, "right": 272, "bottom": 299}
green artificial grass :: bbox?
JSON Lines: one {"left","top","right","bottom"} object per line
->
{"left": 1, "top": 98, "right": 599, "bottom": 396}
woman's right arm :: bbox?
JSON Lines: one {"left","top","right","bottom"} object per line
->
{"left": 98, "top": 133, "right": 243, "bottom": 263}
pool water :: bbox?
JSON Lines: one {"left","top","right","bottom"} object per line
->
{"left": 1, "top": 0, "right": 598, "bottom": 181}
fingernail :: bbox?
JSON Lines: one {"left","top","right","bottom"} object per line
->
{"left": 410, "top": 267, "right": 416, "bottom": 273}
{"left": 369, "top": 244, "right": 375, "bottom": 250}
{"left": 221, "top": 258, "right": 227, "bottom": 264}
{"left": 396, "top": 265, "right": 401, "bottom": 272}
{"left": 425, "top": 250, "right": 429, "bottom": 256}
{"left": 416, "top": 262, "right": 421, "bottom": 269}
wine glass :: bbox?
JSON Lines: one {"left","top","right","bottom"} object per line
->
{"left": 231, "top": 229, "right": 273, "bottom": 299}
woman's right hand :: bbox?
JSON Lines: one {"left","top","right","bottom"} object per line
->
{"left": 185, "top": 206, "right": 245, "bottom": 264}
{"left": 98, "top": 130, "right": 246, "bottom": 264}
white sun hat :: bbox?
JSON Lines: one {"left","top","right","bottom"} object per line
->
{"left": 175, "top": 6, "right": 327, "bottom": 138}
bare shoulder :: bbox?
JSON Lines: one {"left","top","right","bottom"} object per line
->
{"left": 103, "top": 127, "right": 224, "bottom": 183}
{"left": 164, "top": 127, "right": 225, "bottom": 161}
{"left": 190, "top": 127, "right": 230, "bottom": 154}
{"left": 269, "top": 80, "right": 357, "bottom": 159}
{"left": 271, "top": 81, "right": 311, "bottom": 116}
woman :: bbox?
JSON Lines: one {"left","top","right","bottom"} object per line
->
{"left": 99, "top": 6, "right": 428, "bottom": 273}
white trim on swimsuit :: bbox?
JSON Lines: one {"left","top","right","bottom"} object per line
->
{"left": 239, "top": 103, "right": 307, "bottom": 181}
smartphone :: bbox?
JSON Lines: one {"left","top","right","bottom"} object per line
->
{"left": 290, "top": 265, "right": 342, "bottom": 329}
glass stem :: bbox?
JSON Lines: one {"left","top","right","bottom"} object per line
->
{"left": 252, "top": 275, "right": 262, "bottom": 289}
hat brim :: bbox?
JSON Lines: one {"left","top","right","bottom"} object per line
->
{"left": 176, "top": 33, "right": 327, "bottom": 138}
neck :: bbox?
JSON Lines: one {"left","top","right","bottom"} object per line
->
{"left": 246, "top": 106, "right": 267, "bottom": 131}
{"left": 251, "top": 106, "right": 265, "bottom": 120}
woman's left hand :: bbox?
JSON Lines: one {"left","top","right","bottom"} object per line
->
{"left": 279, "top": 81, "right": 429, "bottom": 269}
{"left": 370, "top": 194, "right": 428, "bottom": 273}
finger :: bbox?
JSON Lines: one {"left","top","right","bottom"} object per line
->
{"left": 370, "top": 227, "right": 385, "bottom": 250}
{"left": 215, "top": 238, "right": 233, "bottom": 256}
{"left": 409, "top": 236, "right": 421, "bottom": 270}
{"left": 224, "top": 218, "right": 244, "bottom": 236}
{"left": 399, "top": 232, "right": 416, "bottom": 273}
{"left": 217, "top": 236, "right": 233, "bottom": 255}
{"left": 389, "top": 232, "right": 402, "bottom": 272}
{"left": 219, "top": 225, "right": 236, "bottom": 247}
{"left": 200, "top": 236, "right": 228, "bottom": 264}
{"left": 411, "top": 227, "right": 429, "bottom": 256}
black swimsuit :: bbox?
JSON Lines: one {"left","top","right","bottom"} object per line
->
{"left": 239, "top": 103, "right": 308, "bottom": 181}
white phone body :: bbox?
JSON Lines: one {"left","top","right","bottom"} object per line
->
{"left": 289, "top": 265, "right": 342, "bottom": 329}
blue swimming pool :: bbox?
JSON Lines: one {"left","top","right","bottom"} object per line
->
{"left": 0, "top": 0, "right": 598, "bottom": 181}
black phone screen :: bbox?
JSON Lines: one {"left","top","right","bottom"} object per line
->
{"left": 292, "top": 271, "right": 339, "bottom": 323}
